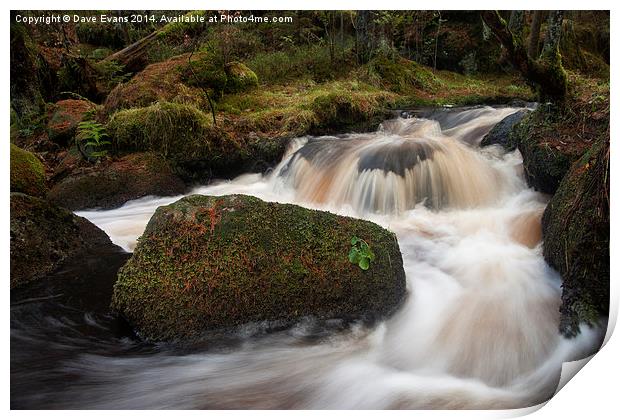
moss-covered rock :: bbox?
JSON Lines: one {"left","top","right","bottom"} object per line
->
{"left": 10, "top": 193, "right": 120, "bottom": 289}
{"left": 112, "top": 194, "right": 406, "bottom": 341}
{"left": 512, "top": 106, "right": 587, "bottom": 194}
{"left": 542, "top": 139, "right": 609, "bottom": 337}
{"left": 106, "top": 102, "right": 238, "bottom": 174}
{"left": 480, "top": 109, "right": 529, "bottom": 150}
{"left": 310, "top": 91, "right": 392, "bottom": 134}
{"left": 10, "top": 144, "right": 47, "bottom": 197}
{"left": 103, "top": 54, "right": 209, "bottom": 115}
{"left": 47, "top": 99, "right": 96, "bottom": 145}
{"left": 224, "top": 61, "right": 259, "bottom": 93}
{"left": 367, "top": 55, "right": 440, "bottom": 93}
{"left": 47, "top": 152, "right": 186, "bottom": 211}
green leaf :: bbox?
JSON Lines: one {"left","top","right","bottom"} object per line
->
{"left": 358, "top": 257, "right": 370, "bottom": 270}
{"left": 351, "top": 236, "right": 359, "bottom": 245}
{"left": 348, "top": 248, "right": 360, "bottom": 264}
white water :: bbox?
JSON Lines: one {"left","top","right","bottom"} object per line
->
{"left": 75, "top": 106, "right": 603, "bottom": 409}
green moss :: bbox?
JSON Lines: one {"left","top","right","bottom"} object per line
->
{"left": 111, "top": 194, "right": 406, "bottom": 341}
{"left": 310, "top": 89, "right": 392, "bottom": 132}
{"left": 514, "top": 109, "right": 574, "bottom": 194}
{"left": 104, "top": 54, "right": 209, "bottom": 115}
{"left": 542, "top": 139, "right": 609, "bottom": 336}
{"left": 224, "top": 61, "right": 259, "bottom": 93}
{"left": 10, "top": 144, "right": 46, "bottom": 197}
{"left": 157, "top": 11, "right": 207, "bottom": 39}
{"left": 107, "top": 101, "right": 251, "bottom": 180}
{"left": 366, "top": 55, "right": 440, "bottom": 93}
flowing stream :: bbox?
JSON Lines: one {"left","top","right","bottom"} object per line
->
{"left": 11, "top": 106, "right": 604, "bottom": 409}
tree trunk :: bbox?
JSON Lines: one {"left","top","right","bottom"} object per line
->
{"left": 480, "top": 10, "right": 567, "bottom": 101}
{"left": 100, "top": 16, "right": 208, "bottom": 73}
{"left": 355, "top": 11, "right": 371, "bottom": 64}
{"left": 528, "top": 11, "right": 544, "bottom": 58}
{"left": 508, "top": 10, "right": 524, "bottom": 35}
{"left": 542, "top": 10, "right": 564, "bottom": 58}
{"left": 99, "top": 30, "right": 160, "bottom": 73}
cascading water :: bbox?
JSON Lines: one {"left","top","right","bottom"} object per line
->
{"left": 10, "top": 105, "right": 604, "bottom": 409}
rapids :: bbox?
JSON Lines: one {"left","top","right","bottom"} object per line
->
{"left": 11, "top": 105, "right": 604, "bottom": 409}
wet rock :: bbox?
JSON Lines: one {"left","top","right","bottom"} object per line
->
{"left": 47, "top": 152, "right": 186, "bottom": 211}
{"left": 512, "top": 106, "right": 589, "bottom": 194}
{"left": 542, "top": 139, "right": 609, "bottom": 337}
{"left": 480, "top": 109, "right": 529, "bottom": 150}
{"left": 10, "top": 193, "right": 121, "bottom": 289}
{"left": 10, "top": 144, "right": 47, "bottom": 197}
{"left": 112, "top": 194, "right": 407, "bottom": 341}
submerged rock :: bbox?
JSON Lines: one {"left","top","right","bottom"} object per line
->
{"left": 480, "top": 109, "right": 529, "bottom": 150}
{"left": 542, "top": 139, "right": 609, "bottom": 336}
{"left": 47, "top": 152, "right": 186, "bottom": 211}
{"left": 112, "top": 194, "right": 406, "bottom": 341}
{"left": 10, "top": 193, "right": 121, "bottom": 289}
{"left": 10, "top": 144, "right": 47, "bottom": 197}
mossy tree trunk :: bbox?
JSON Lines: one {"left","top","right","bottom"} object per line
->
{"left": 99, "top": 31, "right": 160, "bottom": 73}
{"left": 527, "top": 10, "right": 544, "bottom": 58}
{"left": 508, "top": 10, "right": 524, "bottom": 36}
{"left": 481, "top": 10, "right": 568, "bottom": 101}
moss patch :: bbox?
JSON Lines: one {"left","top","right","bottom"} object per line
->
{"left": 103, "top": 53, "right": 209, "bottom": 115}
{"left": 10, "top": 144, "right": 47, "bottom": 197}
{"left": 224, "top": 61, "right": 259, "bottom": 93}
{"left": 112, "top": 194, "right": 406, "bottom": 342}
{"left": 512, "top": 72, "right": 608, "bottom": 193}
{"left": 542, "top": 139, "right": 609, "bottom": 336}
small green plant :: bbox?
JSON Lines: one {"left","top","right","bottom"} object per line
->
{"left": 76, "top": 120, "right": 111, "bottom": 160}
{"left": 348, "top": 236, "right": 375, "bottom": 270}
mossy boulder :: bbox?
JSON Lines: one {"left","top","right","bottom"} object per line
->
{"left": 542, "top": 139, "right": 609, "bottom": 337}
{"left": 47, "top": 152, "right": 186, "bottom": 211}
{"left": 512, "top": 106, "right": 588, "bottom": 194}
{"left": 10, "top": 193, "right": 120, "bottom": 289}
{"left": 480, "top": 109, "right": 529, "bottom": 150}
{"left": 310, "top": 91, "right": 392, "bottom": 134}
{"left": 112, "top": 194, "right": 406, "bottom": 341}
{"left": 106, "top": 101, "right": 251, "bottom": 180}
{"left": 224, "top": 61, "right": 259, "bottom": 93}
{"left": 10, "top": 144, "right": 46, "bottom": 197}
{"left": 103, "top": 54, "right": 209, "bottom": 115}
{"left": 47, "top": 99, "right": 96, "bottom": 145}
{"left": 367, "top": 55, "right": 439, "bottom": 93}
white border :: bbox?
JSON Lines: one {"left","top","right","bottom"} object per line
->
{"left": 3, "top": 1, "right": 617, "bottom": 419}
